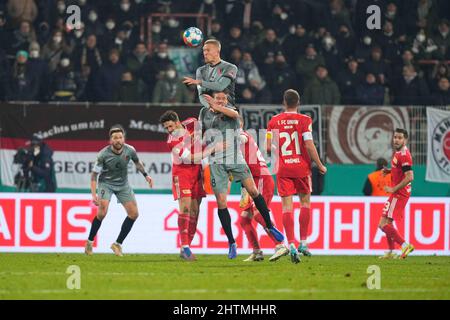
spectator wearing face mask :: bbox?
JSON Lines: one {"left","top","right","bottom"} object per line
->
{"left": 68, "top": 22, "right": 87, "bottom": 49}
{"left": 107, "top": 28, "right": 132, "bottom": 58}
{"left": 28, "top": 41, "right": 50, "bottom": 101}
{"left": 6, "top": 50, "right": 39, "bottom": 101}
{"left": 355, "top": 73, "right": 385, "bottom": 105}
{"left": 152, "top": 66, "right": 192, "bottom": 103}
{"left": 268, "top": 4, "right": 291, "bottom": 36}
{"left": 150, "top": 20, "right": 162, "bottom": 46}
{"left": 354, "top": 35, "right": 374, "bottom": 63}
{"left": 93, "top": 48, "right": 126, "bottom": 101}
{"left": 102, "top": 17, "right": 117, "bottom": 48}
{"left": 85, "top": 8, "right": 106, "bottom": 38}
{"left": 113, "top": 70, "right": 141, "bottom": 102}
{"left": 411, "top": 29, "right": 440, "bottom": 60}
{"left": 50, "top": 56, "right": 84, "bottom": 101}
{"left": 116, "top": 0, "right": 138, "bottom": 27}
{"left": 41, "top": 30, "right": 73, "bottom": 72}
{"left": 161, "top": 16, "right": 182, "bottom": 46}
{"left": 282, "top": 24, "right": 313, "bottom": 67}
{"left": 320, "top": 33, "right": 342, "bottom": 78}
{"left": 53, "top": 0, "right": 68, "bottom": 25}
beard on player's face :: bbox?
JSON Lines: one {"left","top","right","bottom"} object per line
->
{"left": 111, "top": 140, "right": 124, "bottom": 150}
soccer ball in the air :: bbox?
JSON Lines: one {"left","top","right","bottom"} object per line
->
{"left": 183, "top": 27, "right": 203, "bottom": 47}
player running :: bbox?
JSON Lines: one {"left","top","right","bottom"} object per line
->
{"left": 85, "top": 125, "right": 153, "bottom": 256}
{"left": 378, "top": 128, "right": 415, "bottom": 259}
{"left": 238, "top": 117, "right": 289, "bottom": 262}
{"left": 266, "top": 89, "right": 327, "bottom": 264}
{"left": 199, "top": 90, "right": 284, "bottom": 259}
{"left": 160, "top": 110, "right": 225, "bottom": 261}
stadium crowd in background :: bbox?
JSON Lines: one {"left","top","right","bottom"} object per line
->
{"left": 0, "top": 0, "right": 449, "bottom": 105}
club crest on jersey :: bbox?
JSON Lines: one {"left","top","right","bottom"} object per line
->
{"left": 392, "top": 157, "right": 398, "bottom": 166}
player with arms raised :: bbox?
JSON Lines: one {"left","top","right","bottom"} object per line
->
{"left": 85, "top": 125, "right": 153, "bottom": 256}
{"left": 266, "top": 89, "right": 327, "bottom": 264}
{"left": 378, "top": 128, "right": 415, "bottom": 259}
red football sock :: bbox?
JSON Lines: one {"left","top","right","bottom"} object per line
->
{"left": 299, "top": 207, "right": 311, "bottom": 241}
{"left": 282, "top": 212, "right": 295, "bottom": 245}
{"left": 178, "top": 214, "right": 190, "bottom": 246}
{"left": 239, "top": 216, "right": 260, "bottom": 250}
{"left": 383, "top": 228, "right": 395, "bottom": 250}
{"left": 382, "top": 224, "right": 405, "bottom": 246}
{"left": 253, "top": 212, "right": 280, "bottom": 245}
{"left": 188, "top": 214, "right": 199, "bottom": 245}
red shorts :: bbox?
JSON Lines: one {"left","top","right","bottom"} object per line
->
{"left": 172, "top": 167, "right": 206, "bottom": 201}
{"left": 382, "top": 194, "right": 409, "bottom": 221}
{"left": 243, "top": 175, "right": 275, "bottom": 213}
{"left": 277, "top": 176, "right": 312, "bottom": 197}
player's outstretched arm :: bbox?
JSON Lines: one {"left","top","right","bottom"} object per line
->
{"left": 305, "top": 140, "right": 327, "bottom": 175}
{"left": 384, "top": 170, "right": 413, "bottom": 193}
{"left": 134, "top": 160, "right": 153, "bottom": 188}
{"left": 189, "top": 142, "right": 228, "bottom": 163}
{"left": 90, "top": 172, "right": 99, "bottom": 206}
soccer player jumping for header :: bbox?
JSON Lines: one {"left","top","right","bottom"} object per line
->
{"left": 266, "top": 89, "right": 327, "bottom": 264}
{"left": 85, "top": 125, "right": 153, "bottom": 256}
{"left": 378, "top": 128, "right": 415, "bottom": 259}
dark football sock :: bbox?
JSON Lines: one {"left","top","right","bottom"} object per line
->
{"left": 88, "top": 217, "right": 102, "bottom": 241}
{"left": 252, "top": 194, "right": 274, "bottom": 229}
{"left": 217, "top": 208, "right": 235, "bottom": 244}
{"left": 116, "top": 217, "right": 136, "bottom": 244}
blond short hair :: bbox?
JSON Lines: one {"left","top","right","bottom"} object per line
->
{"left": 204, "top": 39, "right": 221, "bottom": 51}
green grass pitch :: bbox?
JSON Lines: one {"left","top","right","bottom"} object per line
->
{"left": 0, "top": 253, "right": 449, "bottom": 300}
